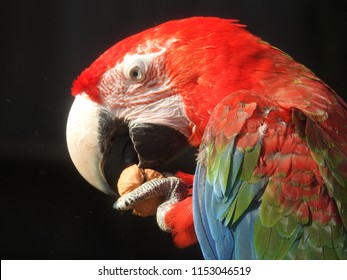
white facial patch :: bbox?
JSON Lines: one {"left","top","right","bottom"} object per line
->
{"left": 118, "top": 52, "right": 161, "bottom": 80}
{"left": 96, "top": 37, "right": 191, "bottom": 137}
{"left": 98, "top": 36, "right": 178, "bottom": 103}
{"left": 113, "top": 94, "right": 191, "bottom": 138}
{"left": 98, "top": 44, "right": 174, "bottom": 108}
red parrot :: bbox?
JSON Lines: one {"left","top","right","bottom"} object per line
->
{"left": 66, "top": 17, "right": 347, "bottom": 259}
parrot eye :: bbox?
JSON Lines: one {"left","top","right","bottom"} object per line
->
{"left": 128, "top": 66, "right": 145, "bottom": 82}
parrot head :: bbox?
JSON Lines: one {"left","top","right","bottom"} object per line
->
{"left": 66, "top": 17, "right": 277, "bottom": 249}
{"left": 66, "top": 17, "right": 255, "bottom": 195}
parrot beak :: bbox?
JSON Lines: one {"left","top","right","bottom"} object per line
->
{"left": 66, "top": 94, "right": 191, "bottom": 197}
{"left": 66, "top": 94, "right": 117, "bottom": 196}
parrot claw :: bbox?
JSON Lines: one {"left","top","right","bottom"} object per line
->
{"left": 113, "top": 177, "right": 188, "bottom": 210}
{"left": 113, "top": 177, "right": 190, "bottom": 231}
{"left": 113, "top": 194, "right": 135, "bottom": 210}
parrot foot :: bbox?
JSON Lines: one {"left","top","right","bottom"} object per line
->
{"left": 113, "top": 177, "right": 189, "bottom": 231}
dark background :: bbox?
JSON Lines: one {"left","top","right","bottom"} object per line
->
{"left": 2, "top": 0, "right": 346, "bottom": 259}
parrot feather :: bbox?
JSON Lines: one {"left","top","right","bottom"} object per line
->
{"left": 240, "top": 141, "right": 262, "bottom": 181}
{"left": 193, "top": 162, "right": 234, "bottom": 259}
{"left": 217, "top": 140, "right": 234, "bottom": 196}
{"left": 275, "top": 227, "right": 302, "bottom": 260}
{"left": 231, "top": 179, "right": 266, "bottom": 224}
{"left": 232, "top": 206, "right": 259, "bottom": 259}
{"left": 276, "top": 214, "right": 299, "bottom": 239}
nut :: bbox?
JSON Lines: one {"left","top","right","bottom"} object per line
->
{"left": 117, "top": 165, "right": 145, "bottom": 196}
{"left": 117, "top": 164, "right": 165, "bottom": 217}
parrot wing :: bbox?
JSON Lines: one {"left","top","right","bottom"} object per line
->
{"left": 193, "top": 88, "right": 347, "bottom": 260}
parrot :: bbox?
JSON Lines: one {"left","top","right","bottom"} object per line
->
{"left": 66, "top": 17, "right": 347, "bottom": 259}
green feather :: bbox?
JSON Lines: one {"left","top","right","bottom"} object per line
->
{"left": 207, "top": 143, "right": 223, "bottom": 187}
{"left": 306, "top": 222, "right": 344, "bottom": 249}
{"left": 260, "top": 204, "right": 283, "bottom": 228}
{"left": 222, "top": 198, "right": 237, "bottom": 226}
{"left": 276, "top": 214, "right": 299, "bottom": 238}
{"left": 294, "top": 235, "right": 309, "bottom": 260}
{"left": 331, "top": 225, "right": 343, "bottom": 248}
{"left": 323, "top": 247, "right": 339, "bottom": 259}
{"left": 326, "top": 147, "right": 343, "bottom": 171}
{"left": 318, "top": 224, "right": 333, "bottom": 248}
{"left": 306, "top": 223, "right": 323, "bottom": 247}
{"left": 225, "top": 147, "right": 243, "bottom": 197}
{"left": 292, "top": 222, "right": 346, "bottom": 259}
{"left": 275, "top": 226, "right": 302, "bottom": 259}
{"left": 255, "top": 219, "right": 287, "bottom": 259}
{"left": 217, "top": 140, "right": 234, "bottom": 196}
{"left": 255, "top": 214, "right": 303, "bottom": 259}
{"left": 231, "top": 182, "right": 259, "bottom": 224}
{"left": 260, "top": 181, "right": 283, "bottom": 227}
{"left": 254, "top": 217, "right": 271, "bottom": 259}
{"left": 306, "top": 222, "right": 340, "bottom": 248}
{"left": 305, "top": 237, "right": 325, "bottom": 260}
{"left": 284, "top": 236, "right": 301, "bottom": 260}
{"left": 336, "top": 233, "right": 347, "bottom": 259}
{"left": 263, "top": 227, "right": 284, "bottom": 259}
{"left": 240, "top": 141, "right": 261, "bottom": 181}
{"left": 320, "top": 167, "right": 347, "bottom": 203}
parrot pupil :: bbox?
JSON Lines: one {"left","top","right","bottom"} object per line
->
{"left": 129, "top": 66, "right": 143, "bottom": 81}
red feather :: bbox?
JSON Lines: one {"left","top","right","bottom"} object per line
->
{"left": 164, "top": 196, "right": 197, "bottom": 248}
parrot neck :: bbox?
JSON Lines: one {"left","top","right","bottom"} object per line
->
{"left": 164, "top": 23, "right": 291, "bottom": 147}
{"left": 174, "top": 44, "right": 300, "bottom": 147}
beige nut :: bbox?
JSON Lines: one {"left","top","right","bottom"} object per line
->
{"left": 116, "top": 164, "right": 165, "bottom": 217}
{"left": 117, "top": 164, "right": 145, "bottom": 196}
{"left": 144, "top": 168, "right": 164, "bottom": 181}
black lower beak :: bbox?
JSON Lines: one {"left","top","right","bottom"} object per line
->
{"left": 103, "top": 121, "right": 191, "bottom": 189}
{"left": 129, "top": 122, "right": 190, "bottom": 169}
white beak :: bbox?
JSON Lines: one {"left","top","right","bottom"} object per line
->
{"left": 66, "top": 94, "right": 115, "bottom": 195}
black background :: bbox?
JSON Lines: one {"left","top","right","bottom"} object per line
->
{"left": 2, "top": 0, "right": 346, "bottom": 259}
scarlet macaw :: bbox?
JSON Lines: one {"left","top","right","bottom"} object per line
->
{"left": 66, "top": 17, "right": 347, "bottom": 259}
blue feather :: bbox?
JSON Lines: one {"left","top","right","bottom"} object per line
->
{"left": 206, "top": 178, "right": 233, "bottom": 259}
{"left": 193, "top": 162, "right": 235, "bottom": 259}
{"left": 232, "top": 205, "right": 259, "bottom": 259}
{"left": 193, "top": 163, "right": 218, "bottom": 259}
{"left": 212, "top": 187, "right": 235, "bottom": 221}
